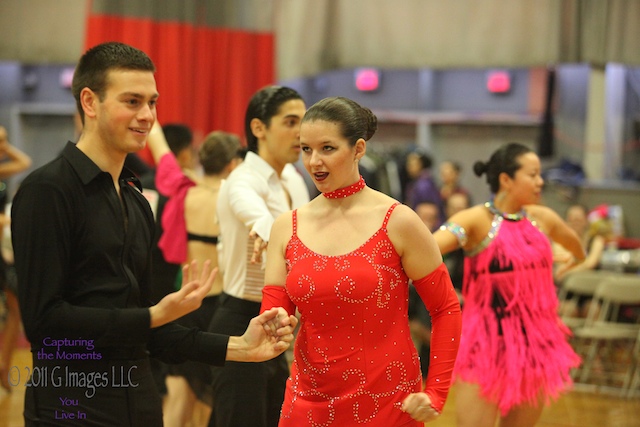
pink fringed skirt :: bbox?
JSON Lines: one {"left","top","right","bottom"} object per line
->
{"left": 454, "top": 272, "right": 581, "bottom": 415}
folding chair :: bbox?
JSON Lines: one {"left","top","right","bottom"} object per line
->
{"left": 572, "top": 274, "right": 640, "bottom": 394}
{"left": 557, "top": 270, "right": 614, "bottom": 330}
{"left": 627, "top": 328, "right": 640, "bottom": 398}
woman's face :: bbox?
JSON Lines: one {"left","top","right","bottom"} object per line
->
{"left": 300, "top": 119, "right": 364, "bottom": 193}
{"left": 405, "top": 153, "right": 423, "bottom": 179}
{"left": 504, "top": 152, "right": 544, "bottom": 205}
{"left": 439, "top": 161, "right": 458, "bottom": 185}
{"left": 566, "top": 206, "right": 588, "bottom": 235}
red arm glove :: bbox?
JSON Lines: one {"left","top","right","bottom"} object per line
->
{"left": 412, "top": 262, "right": 462, "bottom": 413}
{"left": 260, "top": 285, "right": 296, "bottom": 316}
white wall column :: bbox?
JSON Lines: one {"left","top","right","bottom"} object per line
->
{"left": 604, "top": 64, "right": 626, "bottom": 180}
{"left": 584, "top": 66, "right": 606, "bottom": 181}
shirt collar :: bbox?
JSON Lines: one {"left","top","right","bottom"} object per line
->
{"left": 243, "top": 151, "right": 278, "bottom": 180}
{"left": 62, "top": 141, "right": 143, "bottom": 191}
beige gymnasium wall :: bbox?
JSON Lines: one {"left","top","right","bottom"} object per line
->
{"left": 0, "top": 0, "right": 88, "bottom": 64}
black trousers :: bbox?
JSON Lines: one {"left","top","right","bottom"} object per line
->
{"left": 207, "top": 293, "right": 289, "bottom": 427}
{"left": 24, "top": 354, "right": 162, "bottom": 426}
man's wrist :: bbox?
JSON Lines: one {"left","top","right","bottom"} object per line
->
{"left": 226, "top": 336, "right": 248, "bottom": 362}
{"left": 149, "top": 305, "right": 165, "bottom": 328}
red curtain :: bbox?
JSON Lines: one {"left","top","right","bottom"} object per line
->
{"left": 85, "top": 13, "right": 274, "bottom": 164}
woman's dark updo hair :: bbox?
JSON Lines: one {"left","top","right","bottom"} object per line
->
{"left": 473, "top": 143, "right": 533, "bottom": 193}
{"left": 244, "top": 85, "right": 303, "bottom": 153}
{"left": 302, "top": 96, "right": 377, "bottom": 145}
{"left": 199, "top": 131, "right": 241, "bottom": 175}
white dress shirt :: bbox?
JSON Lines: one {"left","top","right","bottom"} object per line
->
{"left": 217, "top": 151, "right": 310, "bottom": 301}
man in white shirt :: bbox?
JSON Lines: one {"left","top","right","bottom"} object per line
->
{"left": 207, "top": 86, "right": 309, "bottom": 427}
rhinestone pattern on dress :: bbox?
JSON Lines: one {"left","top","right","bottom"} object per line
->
{"left": 279, "top": 203, "right": 423, "bottom": 426}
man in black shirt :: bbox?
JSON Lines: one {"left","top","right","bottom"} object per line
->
{"left": 10, "top": 41, "right": 297, "bottom": 426}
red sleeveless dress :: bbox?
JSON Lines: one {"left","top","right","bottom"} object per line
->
{"left": 280, "top": 203, "right": 423, "bottom": 426}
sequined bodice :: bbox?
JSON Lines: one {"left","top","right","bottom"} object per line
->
{"left": 280, "top": 203, "right": 422, "bottom": 426}
{"left": 466, "top": 202, "right": 539, "bottom": 257}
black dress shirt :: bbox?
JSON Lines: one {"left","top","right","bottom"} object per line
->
{"left": 11, "top": 141, "right": 228, "bottom": 364}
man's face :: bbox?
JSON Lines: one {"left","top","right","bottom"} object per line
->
{"left": 94, "top": 69, "right": 158, "bottom": 154}
{"left": 258, "top": 99, "right": 306, "bottom": 173}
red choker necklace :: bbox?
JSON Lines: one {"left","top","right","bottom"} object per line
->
{"left": 322, "top": 176, "right": 366, "bottom": 199}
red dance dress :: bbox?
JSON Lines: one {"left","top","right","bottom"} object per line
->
{"left": 454, "top": 204, "right": 581, "bottom": 415}
{"left": 279, "top": 203, "right": 459, "bottom": 426}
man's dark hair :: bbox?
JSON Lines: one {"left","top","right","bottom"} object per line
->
{"left": 244, "top": 86, "right": 303, "bottom": 153}
{"left": 71, "top": 42, "right": 156, "bottom": 124}
{"left": 162, "top": 124, "right": 193, "bottom": 156}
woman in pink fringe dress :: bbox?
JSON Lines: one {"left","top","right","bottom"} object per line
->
{"left": 434, "top": 143, "right": 586, "bottom": 427}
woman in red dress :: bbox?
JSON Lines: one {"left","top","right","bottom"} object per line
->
{"left": 261, "top": 96, "right": 461, "bottom": 426}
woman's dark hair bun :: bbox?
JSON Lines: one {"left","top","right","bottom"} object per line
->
{"left": 473, "top": 161, "right": 488, "bottom": 177}
{"left": 363, "top": 107, "right": 378, "bottom": 141}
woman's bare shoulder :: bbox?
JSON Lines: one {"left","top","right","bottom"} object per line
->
{"left": 447, "top": 204, "right": 490, "bottom": 225}
{"left": 272, "top": 209, "right": 295, "bottom": 236}
{"left": 524, "top": 204, "right": 560, "bottom": 224}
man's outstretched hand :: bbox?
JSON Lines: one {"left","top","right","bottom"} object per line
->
{"left": 149, "top": 260, "right": 217, "bottom": 328}
{"left": 227, "top": 307, "right": 298, "bottom": 362}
